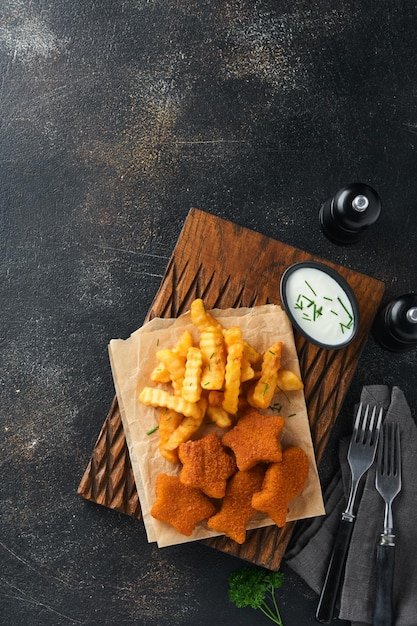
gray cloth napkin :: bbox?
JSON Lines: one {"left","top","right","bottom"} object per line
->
{"left": 285, "top": 386, "right": 417, "bottom": 625}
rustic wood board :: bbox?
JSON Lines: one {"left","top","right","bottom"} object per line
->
{"left": 78, "top": 208, "right": 385, "bottom": 570}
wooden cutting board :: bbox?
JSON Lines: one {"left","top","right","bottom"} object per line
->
{"left": 78, "top": 208, "right": 385, "bottom": 570}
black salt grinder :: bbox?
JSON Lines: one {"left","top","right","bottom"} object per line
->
{"left": 373, "top": 294, "right": 417, "bottom": 352}
{"left": 319, "top": 183, "right": 381, "bottom": 244}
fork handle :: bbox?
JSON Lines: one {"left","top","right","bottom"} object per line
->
{"left": 373, "top": 542, "right": 395, "bottom": 626}
{"left": 316, "top": 517, "right": 354, "bottom": 623}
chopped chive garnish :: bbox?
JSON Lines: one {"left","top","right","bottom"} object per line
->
{"left": 287, "top": 413, "right": 296, "bottom": 418}
{"left": 323, "top": 296, "right": 333, "bottom": 301}
{"left": 277, "top": 385, "right": 291, "bottom": 403}
{"left": 305, "top": 280, "right": 317, "bottom": 296}
{"left": 146, "top": 425, "right": 159, "bottom": 435}
{"left": 262, "top": 383, "right": 269, "bottom": 396}
{"left": 270, "top": 402, "right": 282, "bottom": 412}
{"left": 337, "top": 297, "right": 353, "bottom": 322}
{"left": 340, "top": 321, "right": 353, "bottom": 333}
{"left": 313, "top": 305, "right": 323, "bottom": 321}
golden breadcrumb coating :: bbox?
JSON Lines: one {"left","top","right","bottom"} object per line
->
{"left": 150, "top": 473, "right": 216, "bottom": 536}
{"left": 179, "top": 432, "right": 237, "bottom": 499}
{"left": 207, "top": 465, "right": 265, "bottom": 544}
{"left": 251, "top": 447, "right": 309, "bottom": 527}
{"left": 222, "top": 408, "right": 285, "bottom": 471}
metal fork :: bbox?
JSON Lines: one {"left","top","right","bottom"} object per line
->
{"left": 373, "top": 422, "right": 402, "bottom": 626}
{"left": 316, "top": 403, "right": 382, "bottom": 624}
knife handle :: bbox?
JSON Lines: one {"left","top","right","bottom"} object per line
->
{"left": 373, "top": 543, "right": 395, "bottom": 626}
{"left": 316, "top": 517, "right": 354, "bottom": 624}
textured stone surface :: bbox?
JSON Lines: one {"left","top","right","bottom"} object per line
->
{"left": 2, "top": 1, "right": 417, "bottom": 624}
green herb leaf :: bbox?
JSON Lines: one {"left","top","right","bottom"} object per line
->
{"left": 229, "top": 567, "right": 284, "bottom": 625}
{"left": 270, "top": 402, "right": 282, "bottom": 412}
{"left": 305, "top": 280, "right": 317, "bottom": 296}
{"left": 276, "top": 385, "right": 291, "bottom": 403}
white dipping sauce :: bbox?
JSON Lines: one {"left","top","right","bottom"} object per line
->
{"left": 284, "top": 266, "right": 356, "bottom": 346}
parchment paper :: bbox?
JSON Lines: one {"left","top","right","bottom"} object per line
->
{"left": 108, "top": 304, "right": 325, "bottom": 548}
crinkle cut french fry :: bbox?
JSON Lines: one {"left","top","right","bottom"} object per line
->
{"left": 150, "top": 330, "right": 193, "bottom": 383}
{"left": 156, "top": 348, "right": 186, "bottom": 395}
{"left": 240, "top": 352, "right": 255, "bottom": 382}
{"left": 200, "top": 326, "right": 226, "bottom": 390}
{"left": 158, "top": 409, "right": 184, "bottom": 464}
{"left": 139, "top": 386, "right": 202, "bottom": 420}
{"left": 222, "top": 327, "right": 244, "bottom": 415}
{"left": 207, "top": 390, "right": 224, "bottom": 407}
{"left": 247, "top": 341, "right": 283, "bottom": 409}
{"left": 276, "top": 369, "right": 304, "bottom": 391}
{"left": 206, "top": 404, "right": 232, "bottom": 428}
{"left": 190, "top": 298, "right": 223, "bottom": 331}
{"left": 164, "top": 398, "right": 207, "bottom": 451}
{"left": 243, "top": 341, "right": 262, "bottom": 364}
{"left": 174, "top": 329, "right": 194, "bottom": 358}
{"left": 181, "top": 346, "right": 203, "bottom": 403}
{"left": 150, "top": 363, "right": 171, "bottom": 383}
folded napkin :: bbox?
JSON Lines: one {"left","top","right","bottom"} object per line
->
{"left": 285, "top": 386, "right": 417, "bottom": 625}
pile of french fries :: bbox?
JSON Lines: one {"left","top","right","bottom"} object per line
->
{"left": 139, "top": 299, "right": 303, "bottom": 464}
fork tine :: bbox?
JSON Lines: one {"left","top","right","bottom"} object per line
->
{"left": 395, "top": 423, "right": 401, "bottom": 482}
{"left": 379, "top": 422, "right": 401, "bottom": 477}
{"left": 365, "top": 405, "right": 383, "bottom": 447}
{"left": 363, "top": 405, "right": 376, "bottom": 444}
{"left": 372, "top": 407, "right": 383, "bottom": 446}
{"left": 385, "top": 423, "right": 392, "bottom": 475}
{"left": 353, "top": 402, "right": 364, "bottom": 433}
{"left": 377, "top": 420, "right": 384, "bottom": 470}
{"left": 386, "top": 422, "right": 392, "bottom": 475}
{"left": 352, "top": 402, "right": 367, "bottom": 442}
{"left": 351, "top": 404, "right": 382, "bottom": 447}
{"left": 378, "top": 420, "right": 388, "bottom": 472}
{"left": 392, "top": 422, "right": 401, "bottom": 478}
{"left": 388, "top": 422, "right": 401, "bottom": 479}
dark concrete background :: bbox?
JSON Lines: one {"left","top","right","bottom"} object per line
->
{"left": 1, "top": 1, "right": 417, "bottom": 624}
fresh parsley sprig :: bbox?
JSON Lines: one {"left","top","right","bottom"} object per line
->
{"left": 228, "top": 566, "right": 285, "bottom": 625}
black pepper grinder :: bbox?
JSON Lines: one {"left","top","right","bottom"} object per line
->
{"left": 373, "top": 294, "right": 417, "bottom": 352}
{"left": 319, "top": 183, "right": 381, "bottom": 244}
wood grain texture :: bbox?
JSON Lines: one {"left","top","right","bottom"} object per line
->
{"left": 78, "top": 208, "right": 385, "bottom": 569}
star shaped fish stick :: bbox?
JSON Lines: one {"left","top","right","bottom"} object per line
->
{"left": 178, "top": 433, "right": 237, "bottom": 499}
{"left": 150, "top": 473, "right": 216, "bottom": 536}
{"left": 251, "top": 446, "right": 309, "bottom": 527}
{"left": 207, "top": 465, "right": 265, "bottom": 544}
{"left": 221, "top": 408, "right": 285, "bottom": 471}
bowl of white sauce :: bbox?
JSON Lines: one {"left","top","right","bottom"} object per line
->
{"left": 280, "top": 261, "right": 359, "bottom": 349}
